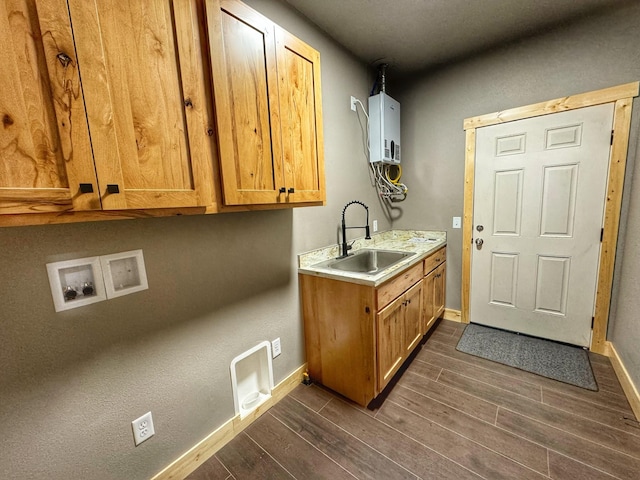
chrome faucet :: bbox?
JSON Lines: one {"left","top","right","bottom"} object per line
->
{"left": 339, "top": 200, "right": 371, "bottom": 258}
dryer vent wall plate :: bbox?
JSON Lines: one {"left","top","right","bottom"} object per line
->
{"left": 230, "top": 341, "right": 274, "bottom": 419}
{"left": 101, "top": 249, "right": 148, "bottom": 299}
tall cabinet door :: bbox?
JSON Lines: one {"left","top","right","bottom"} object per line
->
{"left": 377, "top": 295, "right": 405, "bottom": 392}
{"left": 1, "top": 1, "right": 100, "bottom": 215}
{"left": 205, "top": 0, "right": 284, "bottom": 205}
{"left": 434, "top": 263, "right": 446, "bottom": 318}
{"left": 276, "top": 27, "right": 325, "bottom": 204}
{"left": 67, "top": 0, "right": 213, "bottom": 210}
{"left": 403, "top": 281, "right": 424, "bottom": 354}
{"left": 422, "top": 269, "right": 436, "bottom": 334}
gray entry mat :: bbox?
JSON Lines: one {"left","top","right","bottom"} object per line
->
{"left": 456, "top": 323, "right": 598, "bottom": 391}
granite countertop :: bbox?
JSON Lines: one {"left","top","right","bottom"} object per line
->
{"left": 298, "top": 230, "right": 446, "bottom": 287}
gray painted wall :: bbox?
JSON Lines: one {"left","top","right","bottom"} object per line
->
{"left": 0, "top": 2, "right": 384, "bottom": 479}
{"left": 394, "top": 3, "right": 640, "bottom": 386}
{"left": 3, "top": 1, "right": 640, "bottom": 479}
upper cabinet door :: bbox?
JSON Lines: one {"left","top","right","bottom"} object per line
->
{"left": 0, "top": 0, "right": 100, "bottom": 215}
{"left": 66, "top": 0, "right": 213, "bottom": 210}
{"left": 205, "top": 0, "right": 284, "bottom": 205}
{"left": 276, "top": 27, "right": 325, "bottom": 204}
{"left": 206, "top": 0, "right": 325, "bottom": 207}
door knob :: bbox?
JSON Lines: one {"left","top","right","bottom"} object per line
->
{"left": 476, "top": 225, "right": 484, "bottom": 232}
{"left": 475, "top": 238, "right": 484, "bottom": 248}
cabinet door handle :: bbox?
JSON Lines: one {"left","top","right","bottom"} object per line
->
{"left": 106, "top": 184, "right": 120, "bottom": 194}
{"left": 79, "top": 183, "right": 94, "bottom": 194}
{"left": 288, "top": 187, "right": 295, "bottom": 194}
{"left": 279, "top": 187, "right": 286, "bottom": 193}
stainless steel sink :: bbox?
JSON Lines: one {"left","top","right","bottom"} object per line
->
{"left": 316, "top": 249, "right": 416, "bottom": 274}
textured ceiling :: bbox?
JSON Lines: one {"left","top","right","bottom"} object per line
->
{"left": 284, "top": 0, "right": 633, "bottom": 74}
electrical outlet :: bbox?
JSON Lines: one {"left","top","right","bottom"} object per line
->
{"left": 350, "top": 95, "right": 357, "bottom": 111}
{"left": 373, "top": 220, "right": 378, "bottom": 232}
{"left": 272, "top": 338, "right": 282, "bottom": 358}
{"left": 453, "top": 216, "right": 461, "bottom": 229}
{"left": 132, "top": 412, "right": 155, "bottom": 446}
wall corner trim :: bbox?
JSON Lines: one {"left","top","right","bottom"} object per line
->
{"left": 151, "top": 363, "right": 308, "bottom": 480}
{"left": 606, "top": 341, "right": 640, "bottom": 421}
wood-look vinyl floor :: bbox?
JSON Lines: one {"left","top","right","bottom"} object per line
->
{"left": 187, "top": 319, "right": 640, "bottom": 480}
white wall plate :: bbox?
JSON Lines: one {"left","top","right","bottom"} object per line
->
{"left": 100, "top": 249, "right": 148, "bottom": 299}
{"left": 46, "top": 257, "right": 107, "bottom": 312}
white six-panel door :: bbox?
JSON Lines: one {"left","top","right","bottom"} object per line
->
{"left": 470, "top": 104, "right": 614, "bottom": 347}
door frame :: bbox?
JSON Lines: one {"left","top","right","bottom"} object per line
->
{"left": 461, "top": 82, "right": 639, "bottom": 354}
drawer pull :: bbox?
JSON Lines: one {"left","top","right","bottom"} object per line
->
{"left": 79, "top": 183, "right": 94, "bottom": 194}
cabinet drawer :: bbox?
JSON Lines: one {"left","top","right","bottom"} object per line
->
{"left": 377, "top": 263, "right": 423, "bottom": 310}
{"left": 423, "top": 247, "right": 446, "bottom": 275}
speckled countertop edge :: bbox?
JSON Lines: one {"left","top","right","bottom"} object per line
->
{"left": 298, "top": 230, "right": 446, "bottom": 287}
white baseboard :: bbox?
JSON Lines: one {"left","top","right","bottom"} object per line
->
{"left": 606, "top": 341, "right": 640, "bottom": 421}
{"left": 151, "top": 364, "right": 307, "bottom": 480}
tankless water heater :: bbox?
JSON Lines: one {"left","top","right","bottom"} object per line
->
{"left": 368, "top": 92, "right": 401, "bottom": 164}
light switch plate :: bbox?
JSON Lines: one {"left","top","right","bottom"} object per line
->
{"left": 272, "top": 338, "right": 281, "bottom": 358}
{"left": 453, "top": 217, "right": 462, "bottom": 229}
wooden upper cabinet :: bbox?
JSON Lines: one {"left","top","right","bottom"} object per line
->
{"left": 66, "top": 0, "right": 214, "bottom": 209}
{"left": 0, "top": 1, "right": 100, "bottom": 215}
{"left": 206, "top": 0, "right": 325, "bottom": 206}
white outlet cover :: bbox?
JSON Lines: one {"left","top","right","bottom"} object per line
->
{"left": 373, "top": 220, "right": 378, "bottom": 232}
{"left": 132, "top": 411, "right": 155, "bottom": 446}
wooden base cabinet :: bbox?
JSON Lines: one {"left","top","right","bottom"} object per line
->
{"left": 301, "top": 248, "right": 446, "bottom": 407}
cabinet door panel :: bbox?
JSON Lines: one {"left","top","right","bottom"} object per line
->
{"left": 377, "top": 295, "right": 404, "bottom": 392}
{"left": 423, "top": 269, "right": 436, "bottom": 334}
{"left": 206, "top": 0, "right": 283, "bottom": 205}
{"left": 434, "top": 263, "right": 446, "bottom": 318}
{"left": 404, "top": 281, "right": 423, "bottom": 354}
{"left": 0, "top": 0, "right": 99, "bottom": 214}
{"left": 69, "top": 0, "right": 209, "bottom": 209}
{"left": 276, "top": 28, "right": 325, "bottom": 203}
